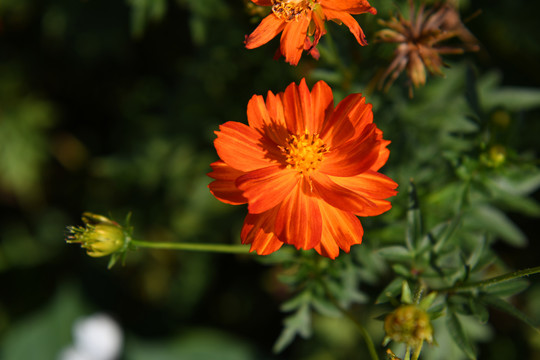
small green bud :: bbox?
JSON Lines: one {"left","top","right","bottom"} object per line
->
{"left": 491, "top": 109, "right": 511, "bottom": 128}
{"left": 480, "top": 144, "right": 506, "bottom": 168}
{"left": 66, "top": 213, "right": 128, "bottom": 257}
{"left": 384, "top": 304, "right": 433, "bottom": 347}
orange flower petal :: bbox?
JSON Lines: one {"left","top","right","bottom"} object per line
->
{"left": 241, "top": 208, "right": 283, "bottom": 255}
{"left": 330, "top": 170, "right": 398, "bottom": 200}
{"left": 371, "top": 129, "right": 391, "bottom": 171}
{"left": 310, "top": 80, "right": 334, "bottom": 134}
{"left": 314, "top": 202, "right": 364, "bottom": 258}
{"left": 321, "top": 0, "right": 376, "bottom": 14}
{"left": 321, "top": 94, "right": 372, "bottom": 147}
{"left": 208, "top": 161, "right": 248, "bottom": 205}
{"left": 280, "top": 13, "right": 311, "bottom": 65}
{"left": 245, "top": 14, "right": 286, "bottom": 49}
{"left": 283, "top": 79, "right": 316, "bottom": 134}
{"left": 310, "top": 8, "right": 327, "bottom": 48}
{"left": 312, "top": 172, "right": 380, "bottom": 214}
{"left": 320, "top": 124, "right": 380, "bottom": 177}
{"left": 237, "top": 165, "right": 299, "bottom": 214}
{"left": 214, "top": 121, "right": 270, "bottom": 172}
{"left": 275, "top": 179, "right": 322, "bottom": 250}
{"left": 265, "top": 90, "right": 288, "bottom": 135}
{"left": 322, "top": 8, "right": 369, "bottom": 46}
{"left": 250, "top": 0, "right": 272, "bottom": 5}
{"left": 298, "top": 78, "right": 317, "bottom": 133}
{"left": 247, "top": 94, "right": 289, "bottom": 151}
{"left": 328, "top": 170, "right": 397, "bottom": 216}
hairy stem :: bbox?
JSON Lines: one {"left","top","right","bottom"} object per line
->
{"left": 437, "top": 266, "right": 540, "bottom": 293}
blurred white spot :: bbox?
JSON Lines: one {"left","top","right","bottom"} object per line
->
{"left": 59, "top": 313, "right": 123, "bottom": 360}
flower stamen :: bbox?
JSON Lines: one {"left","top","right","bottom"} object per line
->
{"left": 271, "top": 0, "right": 314, "bottom": 21}
{"left": 279, "top": 131, "right": 328, "bottom": 175}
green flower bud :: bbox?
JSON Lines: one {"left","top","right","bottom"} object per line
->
{"left": 66, "top": 213, "right": 128, "bottom": 257}
{"left": 384, "top": 304, "right": 433, "bottom": 347}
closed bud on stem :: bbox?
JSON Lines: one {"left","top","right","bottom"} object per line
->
{"left": 66, "top": 212, "right": 130, "bottom": 258}
{"left": 383, "top": 304, "right": 433, "bottom": 353}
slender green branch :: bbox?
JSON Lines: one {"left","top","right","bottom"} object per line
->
{"left": 130, "top": 240, "right": 251, "bottom": 254}
{"left": 437, "top": 266, "right": 540, "bottom": 293}
{"left": 322, "top": 283, "right": 379, "bottom": 360}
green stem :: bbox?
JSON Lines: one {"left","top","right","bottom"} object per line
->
{"left": 437, "top": 266, "right": 540, "bottom": 293}
{"left": 322, "top": 283, "right": 379, "bottom": 360}
{"left": 130, "top": 240, "right": 251, "bottom": 254}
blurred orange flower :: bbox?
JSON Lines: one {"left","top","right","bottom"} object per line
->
{"left": 245, "top": 0, "right": 377, "bottom": 65}
{"left": 208, "top": 79, "right": 397, "bottom": 259}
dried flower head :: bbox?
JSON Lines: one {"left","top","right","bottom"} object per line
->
{"left": 376, "top": 0, "right": 479, "bottom": 95}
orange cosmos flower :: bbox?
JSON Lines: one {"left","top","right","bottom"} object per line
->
{"left": 208, "top": 79, "right": 397, "bottom": 259}
{"left": 245, "top": 0, "right": 377, "bottom": 65}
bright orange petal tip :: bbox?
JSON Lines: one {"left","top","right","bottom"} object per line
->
{"left": 245, "top": 0, "right": 376, "bottom": 65}
{"left": 208, "top": 79, "right": 397, "bottom": 258}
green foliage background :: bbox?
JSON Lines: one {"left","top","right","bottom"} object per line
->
{"left": 0, "top": 0, "right": 539, "bottom": 359}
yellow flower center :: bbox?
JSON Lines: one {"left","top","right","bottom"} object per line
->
{"left": 271, "top": 0, "right": 314, "bottom": 21}
{"left": 280, "top": 131, "right": 329, "bottom": 175}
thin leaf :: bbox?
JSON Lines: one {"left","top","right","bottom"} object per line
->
{"left": 490, "top": 170, "right": 540, "bottom": 196}
{"left": 465, "top": 64, "right": 481, "bottom": 120}
{"left": 273, "top": 303, "right": 312, "bottom": 353}
{"left": 281, "top": 290, "right": 311, "bottom": 312}
{"left": 432, "top": 215, "right": 462, "bottom": 253}
{"left": 427, "top": 302, "right": 446, "bottom": 320}
{"left": 311, "top": 296, "right": 342, "bottom": 318}
{"left": 468, "top": 297, "right": 489, "bottom": 324}
{"left": 392, "top": 264, "right": 412, "bottom": 278}
{"left": 406, "top": 181, "right": 422, "bottom": 251}
{"left": 467, "top": 235, "right": 486, "bottom": 271}
{"left": 419, "top": 292, "right": 438, "bottom": 310}
{"left": 486, "top": 179, "right": 540, "bottom": 216}
{"left": 467, "top": 205, "right": 527, "bottom": 247}
{"left": 377, "top": 246, "right": 413, "bottom": 262}
{"left": 401, "top": 280, "right": 413, "bottom": 305}
{"left": 376, "top": 277, "right": 404, "bottom": 304}
{"left": 483, "top": 87, "right": 540, "bottom": 111}
{"left": 480, "top": 294, "right": 540, "bottom": 334}
{"left": 446, "top": 311, "right": 476, "bottom": 360}
{"left": 483, "top": 278, "right": 530, "bottom": 297}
